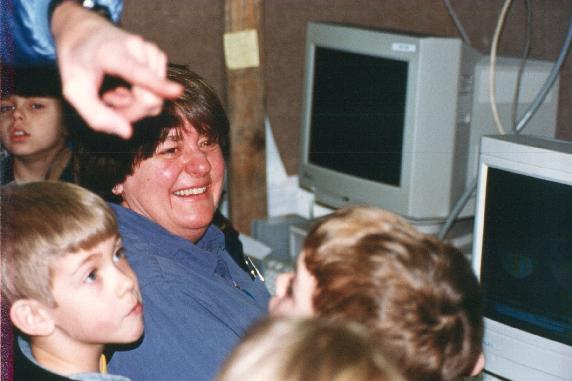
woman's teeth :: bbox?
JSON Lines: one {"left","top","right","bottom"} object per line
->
{"left": 173, "top": 187, "right": 207, "bottom": 196}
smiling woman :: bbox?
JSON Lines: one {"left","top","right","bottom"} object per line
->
{"left": 112, "top": 121, "right": 225, "bottom": 242}
{"left": 74, "top": 64, "right": 270, "bottom": 381}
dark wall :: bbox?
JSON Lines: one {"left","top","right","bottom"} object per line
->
{"left": 122, "top": 0, "right": 572, "bottom": 175}
{"left": 121, "top": 0, "right": 226, "bottom": 96}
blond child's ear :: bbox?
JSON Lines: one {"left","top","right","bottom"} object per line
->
{"left": 10, "top": 299, "right": 55, "bottom": 336}
{"left": 470, "top": 352, "right": 485, "bottom": 376}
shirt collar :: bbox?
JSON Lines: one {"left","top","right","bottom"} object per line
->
{"left": 17, "top": 336, "right": 130, "bottom": 381}
{"left": 110, "top": 203, "right": 228, "bottom": 275}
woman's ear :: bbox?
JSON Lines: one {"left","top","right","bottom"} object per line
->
{"left": 470, "top": 352, "right": 485, "bottom": 376}
{"left": 112, "top": 183, "right": 124, "bottom": 195}
{"left": 10, "top": 299, "right": 55, "bottom": 337}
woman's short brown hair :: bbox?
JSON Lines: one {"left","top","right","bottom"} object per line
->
{"left": 75, "top": 64, "right": 229, "bottom": 203}
{"left": 303, "top": 206, "right": 483, "bottom": 381}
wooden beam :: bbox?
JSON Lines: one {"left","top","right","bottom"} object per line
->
{"left": 224, "top": 0, "right": 267, "bottom": 234}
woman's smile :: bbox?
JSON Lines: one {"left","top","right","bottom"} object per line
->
{"left": 172, "top": 186, "right": 208, "bottom": 197}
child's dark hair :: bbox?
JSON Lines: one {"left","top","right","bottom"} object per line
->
{"left": 1, "top": 66, "right": 62, "bottom": 98}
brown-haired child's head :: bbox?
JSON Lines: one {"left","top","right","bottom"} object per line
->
{"left": 0, "top": 67, "right": 77, "bottom": 182}
{"left": 270, "top": 206, "right": 484, "bottom": 381}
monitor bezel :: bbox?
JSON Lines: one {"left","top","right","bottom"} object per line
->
{"left": 472, "top": 135, "right": 572, "bottom": 380}
{"left": 298, "top": 22, "right": 422, "bottom": 213}
{"left": 298, "top": 22, "right": 479, "bottom": 221}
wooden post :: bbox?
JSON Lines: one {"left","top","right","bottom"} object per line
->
{"left": 224, "top": 0, "right": 267, "bottom": 234}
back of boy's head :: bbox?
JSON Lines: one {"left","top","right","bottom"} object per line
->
{"left": 1, "top": 181, "right": 118, "bottom": 307}
{"left": 216, "top": 316, "right": 406, "bottom": 381}
{"left": 303, "top": 206, "right": 483, "bottom": 381}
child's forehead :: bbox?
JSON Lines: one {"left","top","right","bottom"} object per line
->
{"left": 53, "top": 235, "right": 122, "bottom": 268}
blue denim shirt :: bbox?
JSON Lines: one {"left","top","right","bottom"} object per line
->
{"left": 107, "top": 204, "right": 270, "bottom": 381}
{"left": 1, "top": 0, "right": 122, "bottom": 66}
{"left": 18, "top": 336, "right": 130, "bottom": 381}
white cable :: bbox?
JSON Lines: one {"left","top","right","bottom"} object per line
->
{"left": 511, "top": 0, "right": 532, "bottom": 132}
{"left": 439, "top": 8, "right": 572, "bottom": 241}
{"left": 489, "top": 0, "right": 514, "bottom": 136}
{"left": 443, "top": 0, "right": 472, "bottom": 46}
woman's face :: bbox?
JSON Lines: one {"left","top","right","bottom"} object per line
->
{"left": 114, "top": 119, "right": 225, "bottom": 242}
{"left": 0, "top": 96, "right": 66, "bottom": 159}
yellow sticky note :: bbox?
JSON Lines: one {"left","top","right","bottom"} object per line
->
{"left": 223, "top": 29, "right": 260, "bottom": 70}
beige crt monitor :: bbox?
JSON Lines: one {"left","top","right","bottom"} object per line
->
{"left": 298, "top": 22, "right": 559, "bottom": 224}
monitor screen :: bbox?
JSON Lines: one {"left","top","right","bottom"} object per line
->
{"left": 309, "top": 46, "right": 408, "bottom": 187}
{"left": 480, "top": 167, "right": 572, "bottom": 346}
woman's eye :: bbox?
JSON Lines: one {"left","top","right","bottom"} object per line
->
{"left": 113, "top": 248, "right": 126, "bottom": 263}
{"left": 158, "top": 146, "right": 179, "bottom": 156}
{"left": 199, "top": 137, "right": 218, "bottom": 150}
{"left": 85, "top": 270, "right": 98, "bottom": 284}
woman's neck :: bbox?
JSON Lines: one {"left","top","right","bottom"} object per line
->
{"left": 120, "top": 200, "right": 208, "bottom": 242}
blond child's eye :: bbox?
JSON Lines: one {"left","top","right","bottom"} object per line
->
{"left": 113, "top": 248, "right": 126, "bottom": 263}
{"left": 85, "top": 270, "right": 98, "bottom": 284}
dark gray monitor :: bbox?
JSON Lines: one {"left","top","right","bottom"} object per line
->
{"left": 473, "top": 135, "right": 572, "bottom": 380}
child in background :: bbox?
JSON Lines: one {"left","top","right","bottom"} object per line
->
{"left": 0, "top": 67, "right": 74, "bottom": 184}
{"left": 270, "top": 206, "right": 485, "bottom": 381}
{"left": 1, "top": 181, "right": 144, "bottom": 381}
{"left": 216, "top": 316, "right": 407, "bottom": 381}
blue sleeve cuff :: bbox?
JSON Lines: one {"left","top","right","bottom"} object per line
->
{"left": 1, "top": 0, "right": 123, "bottom": 67}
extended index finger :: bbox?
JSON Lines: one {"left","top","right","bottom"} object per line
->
{"left": 103, "top": 37, "right": 183, "bottom": 99}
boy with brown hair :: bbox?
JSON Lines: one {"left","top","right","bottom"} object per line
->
{"left": 270, "top": 206, "right": 484, "bottom": 381}
{"left": 1, "top": 181, "right": 144, "bottom": 381}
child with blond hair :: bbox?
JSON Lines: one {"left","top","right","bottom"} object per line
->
{"left": 1, "top": 181, "right": 144, "bottom": 381}
{"left": 217, "top": 316, "right": 407, "bottom": 381}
